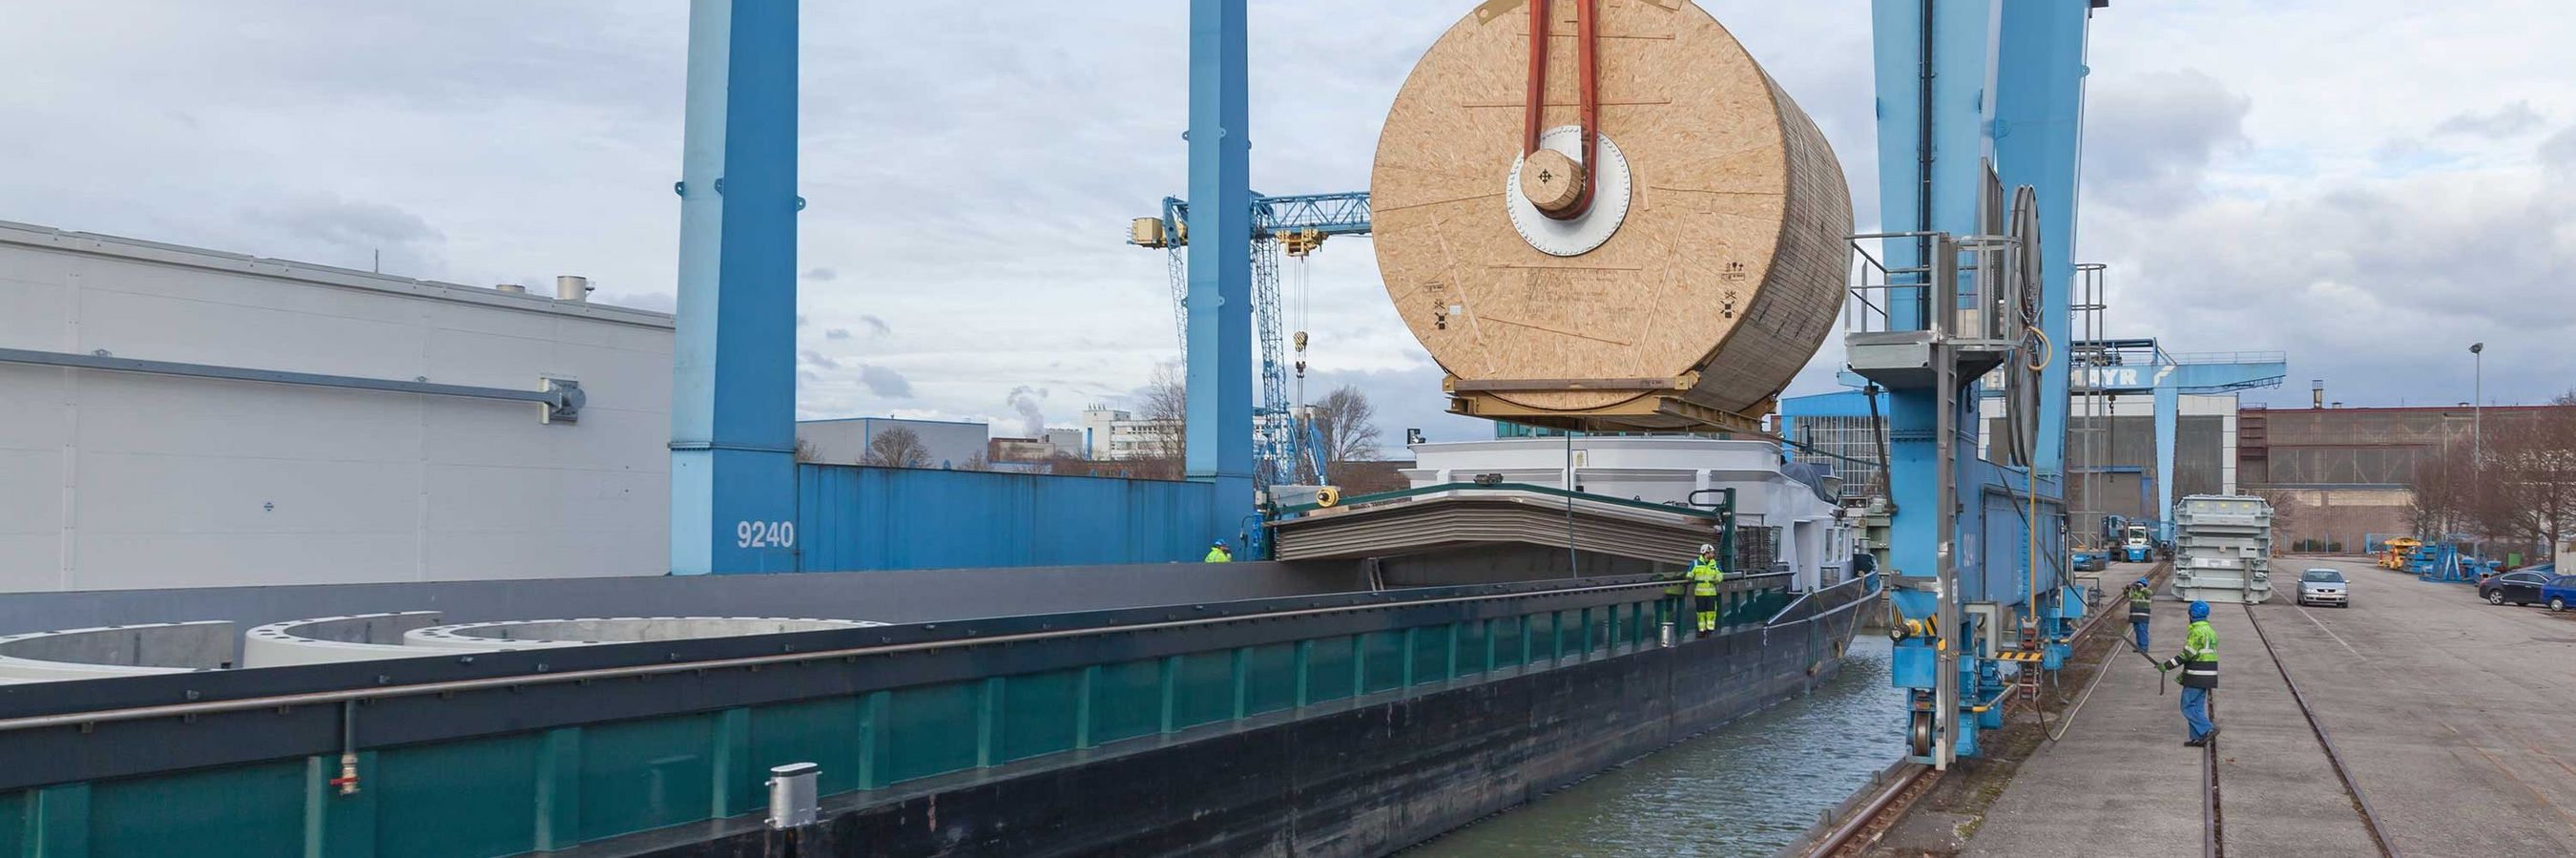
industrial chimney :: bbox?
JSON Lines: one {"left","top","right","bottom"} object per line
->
{"left": 2311, "top": 379, "right": 2324, "bottom": 409}
{"left": 556, "top": 276, "right": 593, "bottom": 302}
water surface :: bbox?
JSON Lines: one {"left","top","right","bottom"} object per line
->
{"left": 1402, "top": 637, "right": 1903, "bottom": 857}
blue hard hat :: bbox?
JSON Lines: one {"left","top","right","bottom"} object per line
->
{"left": 2135, "top": 577, "right": 2150, "bottom": 587}
{"left": 2188, "top": 600, "right": 2211, "bottom": 620}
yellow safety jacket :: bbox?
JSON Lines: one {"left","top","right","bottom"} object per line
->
{"left": 2167, "top": 620, "right": 2217, "bottom": 688}
{"left": 1204, "top": 547, "right": 1232, "bottom": 563}
{"left": 1688, "top": 557, "right": 1723, "bottom": 596}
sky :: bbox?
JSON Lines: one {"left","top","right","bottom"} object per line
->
{"left": 6, "top": 1, "right": 2573, "bottom": 451}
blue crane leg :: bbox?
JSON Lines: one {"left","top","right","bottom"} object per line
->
{"left": 671, "top": 0, "right": 800, "bottom": 575}
{"left": 1993, "top": 0, "right": 2091, "bottom": 481}
{"left": 2155, "top": 383, "right": 2179, "bottom": 526}
{"left": 1186, "top": 0, "right": 1256, "bottom": 543}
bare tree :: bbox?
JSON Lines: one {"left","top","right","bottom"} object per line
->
{"left": 2407, "top": 441, "right": 2474, "bottom": 538}
{"left": 1311, "top": 385, "right": 1382, "bottom": 470}
{"left": 1131, "top": 365, "right": 1190, "bottom": 480}
{"left": 2470, "top": 398, "right": 2576, "bottom": 557}
{"left": 2249, "top": 488, "right": 2305, "bottom": 550}
{"left": 793, "top": 437, "right": 820, "bottom": 464}
{"left": 957, "top": 453, "right": 992, "bottom": 472}
{"left": 862, "top": 427, "right": 933, "bottom": 469}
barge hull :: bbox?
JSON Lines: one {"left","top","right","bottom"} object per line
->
{"left": 612, "top": 588, "right": 1866, "bottom": 858}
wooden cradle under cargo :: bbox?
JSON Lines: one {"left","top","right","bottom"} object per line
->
{"left": 1371, "top": 0, "right": 1854, "bottom": 432}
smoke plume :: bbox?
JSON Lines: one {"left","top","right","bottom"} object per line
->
{"left": 1007, "top": 386, "right": 1049, "bottom": 438}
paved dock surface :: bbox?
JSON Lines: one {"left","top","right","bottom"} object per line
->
{"left": 1964, "top": 557, "right": 2576, "bottom": 857}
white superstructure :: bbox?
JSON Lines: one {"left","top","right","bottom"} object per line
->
{"left": 0, "top": 221, "right": 674, "bottom": 592}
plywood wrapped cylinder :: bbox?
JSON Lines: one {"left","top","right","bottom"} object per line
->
{"left": 1372, "top": 0, "right": 1852, "bottom": 431}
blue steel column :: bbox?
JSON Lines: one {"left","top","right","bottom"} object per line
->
{"left": 1872, "top": 0, "right": 2003, "bottom": 766}
{"left": 2154, "top": 383, "right": 2178, "bottom": 527}
{"left": 671, "top": 0, "right": 800, "bottom": 575}
{"left": 1185, "top": 0, "right": 1256, "bottom": 545}
{"left": 1870, "top": 0, "right": 1996, "bottom": 575}
{"left": 1993, "top": 0, "right": 2090, "bottom": 481}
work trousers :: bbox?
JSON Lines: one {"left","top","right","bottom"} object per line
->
{"left": 2130, "top": 618, "right": 2150, "bottom": 652}
{"left": 1693, "top": 594, "right": 1717, "bottom": 633}
{"left": 2180, "top": 685, "right": 2212, "bottom": 741}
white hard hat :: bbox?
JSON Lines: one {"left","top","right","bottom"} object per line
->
{"left": 1698, "top": 543, "right": 1716, "bottom": 554}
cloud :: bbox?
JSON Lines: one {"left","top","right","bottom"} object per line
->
{"left": 2082, "top": 69, "right": 2252, "bottom": 218}
{"left": 824, "top": 328, "right": 852, "bottom": 340}
{"left": 239, "top": 195, "right": 447, "bottom": 274}
{"left": 2080, "top": 129, "right": 2576, "bottom": 408}
{"left": 797, "top": 349, "right": 841, "bottom": 371}
{"left": 859, "top": 365, "right": 914, "bottom": 399}
{"left": 20, "top": 0, "right": 2576, "bottom": 428}
{"left": 2543, "top": 125, "right": 2576, "bottom": 172}
{"left": 2434, "top": 101, "right": 2543, "bottom": 137}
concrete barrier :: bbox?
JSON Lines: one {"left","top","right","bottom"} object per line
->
{"left": 404, "top": 617, "right": 884, "bottom": 651}
{"left": 241, "top": 611, "right": 444, "bottom": 667}
{"left": 0, "top": 620, "right": 235, "bottom": 682}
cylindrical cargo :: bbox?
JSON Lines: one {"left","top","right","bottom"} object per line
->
{"left": 1371, "top": 0, "right": 1852, "bottom": 429}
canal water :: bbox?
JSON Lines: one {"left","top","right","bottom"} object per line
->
{"left": 1402, "top": 637, "right": 1905, "bottom": 858}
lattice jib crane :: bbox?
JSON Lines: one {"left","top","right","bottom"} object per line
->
{"left": 1131, "top": 191, "right": 1371, "bottom": 490}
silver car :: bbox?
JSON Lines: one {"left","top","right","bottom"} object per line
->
{"left": 2296, "top": 568, "right": 2349, "bottom": 607}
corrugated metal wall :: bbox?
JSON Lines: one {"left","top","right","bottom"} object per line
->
{"left": 2053, "top": 414, "right": 2225, "bottom": 496}
{"left": 796, "top": 465, "right": 1218, "bottom": 571}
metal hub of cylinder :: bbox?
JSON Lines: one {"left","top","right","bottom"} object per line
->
{"left": 1506, "top": 125, "right": 1631, "bottom": 257}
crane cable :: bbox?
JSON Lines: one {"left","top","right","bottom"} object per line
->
{"left": 1525, "top": 0, "right": 1601, "bottom": 220}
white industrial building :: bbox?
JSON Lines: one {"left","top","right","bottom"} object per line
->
{"left": 1077, "top": 404, "right": 1174, "bottom": 461}
{"left": 0, "top": 221, "right": 675, "bottom": 592}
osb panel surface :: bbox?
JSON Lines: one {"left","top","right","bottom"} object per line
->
{"left": 1372, "top": 0, "right": 1851, "bottom": 416}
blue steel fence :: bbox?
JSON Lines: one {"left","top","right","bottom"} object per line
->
{"left": 794, "top": 465, "right": 1219, "bottom": 571}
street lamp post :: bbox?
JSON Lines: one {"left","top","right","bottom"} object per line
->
{"left": 2470, "top": 343, "right": 2484, "bottom": 465}
{"left": 2470, "top": 342, "right": 2484, "bottom": 558}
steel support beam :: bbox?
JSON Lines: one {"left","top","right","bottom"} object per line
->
{"left": 0, "top": 347, "right": 582, "bottom": 422}
{"left": 1185, "top": 0, "right": 1256, "bottom": 547}
{"left": 671, "top": 0, "right": 800, "bottom": 575}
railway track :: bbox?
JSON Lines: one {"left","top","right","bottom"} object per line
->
{"left": 2202, "top": 602, "right": 2403, "bottom": 858}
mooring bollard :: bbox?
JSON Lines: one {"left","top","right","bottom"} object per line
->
{"left": 1659, "top": 621, "right": 1676, "bottom": 648}
{"left": 766, "top": 762, "right": 821, "bottom": 829}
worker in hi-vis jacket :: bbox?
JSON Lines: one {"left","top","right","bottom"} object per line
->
{"left": 1688, "top": 543, "right": 1724, "bottom": 638}
{"left": 2124, "top": 577, "right": 2154, "bottom": 651}
{"left": 2158, "top": 600, "right": 2220, "bottom": 746}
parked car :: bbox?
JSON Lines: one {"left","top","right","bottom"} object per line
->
{"left": 2296, "top": 568, "right": 2349, "bottom": 607}
{"left": 2479, "top": 570, "right": 2553, "bottom": 606}
{"left": 2542, "top": 575, "right": 2576, "bottom": 613}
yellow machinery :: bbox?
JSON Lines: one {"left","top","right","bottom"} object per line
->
{"left": 2379, "top": 537, "right": 2421, "bottom": 570}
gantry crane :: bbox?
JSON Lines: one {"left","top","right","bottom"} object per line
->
{"left": 1132, "top": 191, "right": 1371, "bottom": 491}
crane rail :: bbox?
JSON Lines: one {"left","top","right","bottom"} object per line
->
{"left": 1792, "top": 570, "right": 2129, "bottom": 858}
{"left": 2205, "top": 603, "right": 2403, "bottom": 858}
